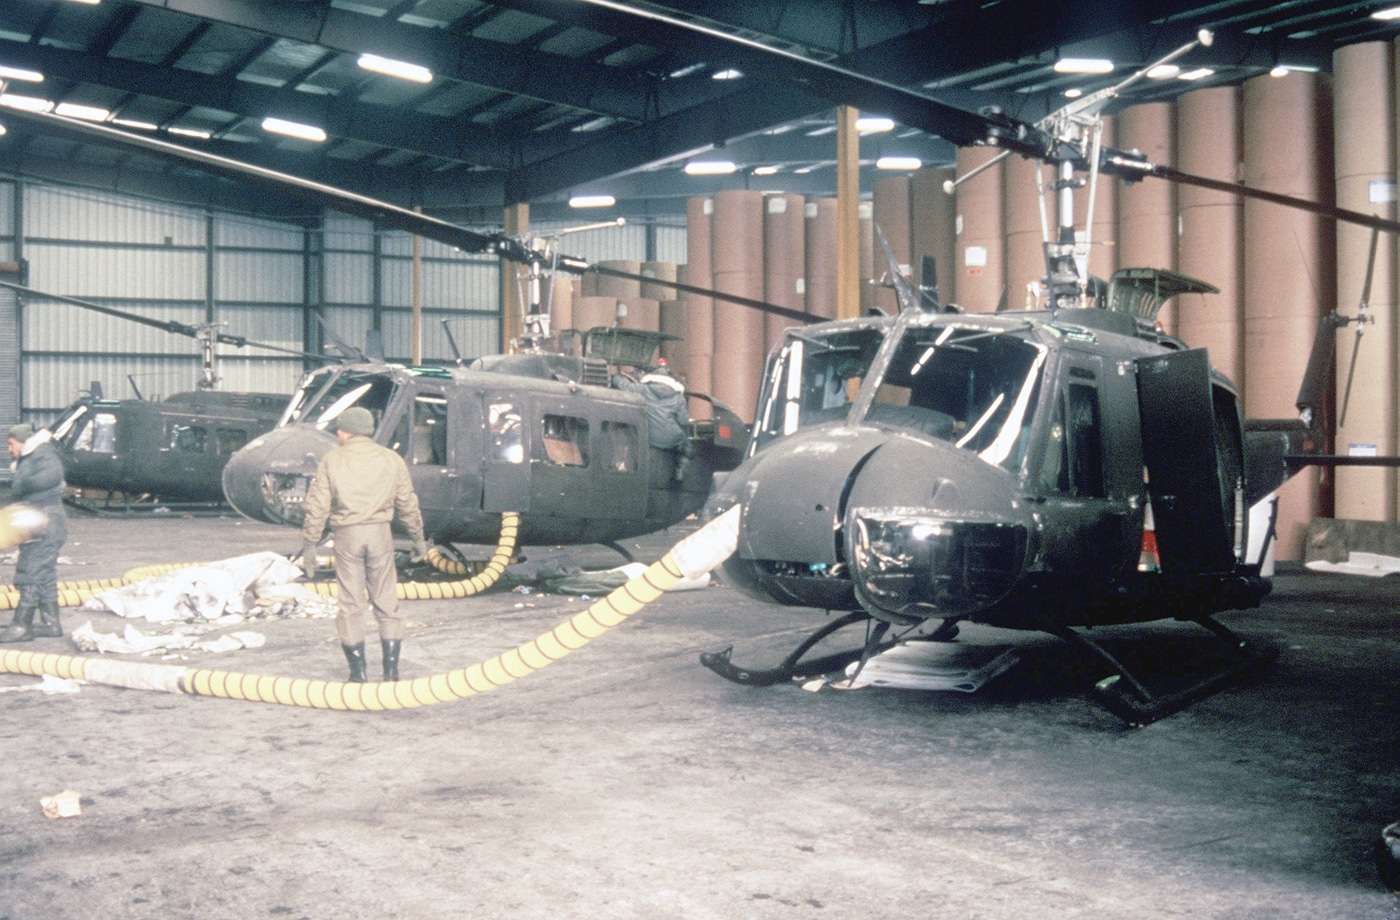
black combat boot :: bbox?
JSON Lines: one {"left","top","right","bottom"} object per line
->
{"left": 0, "top": 603, "right": 37, "bottom": 643}
{"left": 381, "top": 639, "right": 401, "bottom": 682}
{"left": 342, "top": 642, "right": 368, "bottom": 683}
{"left": 31, "top": 601, "right": 62, "bottom": 639}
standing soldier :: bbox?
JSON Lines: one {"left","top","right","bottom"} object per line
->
{"left": 0, "top": 424, "right": 68, "bottom": 643}
{"left": 300, "top": 406, "right": 428, "bottom": 683}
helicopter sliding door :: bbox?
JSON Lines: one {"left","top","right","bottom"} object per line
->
{"left": 393, "top": 386, "right": 480, "bottom": 536}
{"left": 1136, "top": 348, "right": 1236, "bottom": 574}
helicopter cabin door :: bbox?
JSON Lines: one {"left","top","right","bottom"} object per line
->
{"left": 525, "top": 394, "right": 648, "bottom": 523}
{"left": 392, "top": 385, "right": 478, "bottom": 535}
{"left": 1135, "top": 348, "right": 1236, "bottom": 574}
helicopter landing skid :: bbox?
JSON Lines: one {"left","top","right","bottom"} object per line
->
{"left": 1053, "top": 617, "right": 1277, "bottom": 727}
{"left": 700, "top": 612, "right": 901, "bottom": 687}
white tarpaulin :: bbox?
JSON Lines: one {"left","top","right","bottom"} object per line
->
{"left": 80, "top": 552, "right": 305, "bottom": 623}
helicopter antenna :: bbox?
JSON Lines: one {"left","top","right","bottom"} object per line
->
{"left": 440, "top": 319, "right": 464, "bottom": 365}
{"left": 126, "top": 374, "right": 144, "bottom": 401}
{"left": 1339, "top": 226, "right": 1381, "bottom": 427}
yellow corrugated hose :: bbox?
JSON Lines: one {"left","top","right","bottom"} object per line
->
{"left": 0, "top": 507, "right": 741, "bottom": 711}
{"left": 0, "top": 514, "right": 520, "bottom": 609}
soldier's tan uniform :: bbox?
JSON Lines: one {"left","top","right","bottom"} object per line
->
{"left": 301, "top": 433, "right": 425, "bottom": 646}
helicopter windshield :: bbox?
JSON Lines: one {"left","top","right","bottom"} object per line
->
{"left": 753, "top": 322, "right": 1045, "bottom": 473}
{"left": 284, "top": 367, "right": 399, "bottom": 434}
{"left": 751, "top": 326, "right": 885, "bottom": 452}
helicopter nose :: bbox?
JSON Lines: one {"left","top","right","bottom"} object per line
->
{"left": 841, "top": 435, "right": 1030, "bottom": 623}
{"left": 222, "top": 425, "right": 336, "bottom": 525}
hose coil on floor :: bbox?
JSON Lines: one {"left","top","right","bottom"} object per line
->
{"left": 0, "top": 507, "right": 741, "bottom": 711}
{"left": 0, "top": 514, "right": 520, "bottom": 609}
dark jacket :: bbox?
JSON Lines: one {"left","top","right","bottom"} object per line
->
{"left": 613, "top": 372, "right": 689, "bottom": 450}
{"left": 11, "top": 437, "right": 66, "bottom": 507}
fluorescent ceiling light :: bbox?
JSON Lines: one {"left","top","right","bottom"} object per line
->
{"left": 752, "top": 165, "right": 778, "bottom": 176}
{"left": 0, "top": 94, "right": 53, "bottom": 113}
{"left": 357, "top": 53, "right": 432, "bottom": 83}
{"left": 262, "top": 116, "right": 327, "bottom": 142}
{"left": 1373, "top": 5, "right": 1400, "bottom": 20}
{"left": 876, "top": 156, "right": 922, "bottom": 171}
{"left": 684, "top": 159, "right": 736, "bottom": 176}
{"left": 1270, "top": 65, "right": 1289, "bottom": 77}
{"left": 65, "top": 0, "right": 100, "bottom": 4}
{"left": 1063, "top": 88, "right": 1084, "bottom": 98}
{"left": 111, "top": 118, "right": 158, "bottom": 130}
{"left": 856, "top": 116, "right": 895, "bottom": 134}
{"left": 669, "top": 62, "right": 706, "bottom": 79}
{"left": 55, "top": 102, "right": 109, "bottom": 121}
{"left": 0, "top": 124, "right": 6, "bottom": 137}
{"left": 711, "top": 68, "right": 743, "bottom": 80}
{"left": 805, "top": 125, "right": 837, "bottom": 137}
{"left": 1054, "top": 57, "right": 1114, "bottom": 74}
{"left": 1178, "top": 67, "right": 1215, "bottom": 81}
{"left": 1146, "top": 64, "right": 1180, "bottom": 79}
{"left": 569, "top": 194, "right": 616, "bottom": 208}
{"left": 0, "top": 65, "right": 43, "bottom": 83}
{"left": 572, "top": 116, "right": 614, "bottom": 133}
{"left": 167, "top": 126, "right": 211, "bottom": 139}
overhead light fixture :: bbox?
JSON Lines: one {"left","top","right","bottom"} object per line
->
{"left": 1373, "top": 5, "right": 1400, "bottom": 20}
{"left": 167, "top": 126, "right": 211, "bottom": 139}
{"left": 793, "top": 165, "right": 817, "bottom": 175}
{"left": 805, "top": 125, "right": 837, "bottom": 137}
{"left": 669, "top": 62, "right": 707, "bottom": 79}
{"left": 0, "top": 94, "right": 54, "bottom": 113}
{"left": 0, "top": 65, "right": 43, "bottom": 83}
{"left": 112, "top": 118, "right": 158, "bottom": 131}
{"left": 572, "top": 116, "right": 614, "bottom": 133}
{"left": 1053, "top": 57, "right": 1114, "bottom": 74}
{"left": 752, "top": 165, "right": 778, "bottom": 176}
{"left": 357, "top": 53, "right": 432, "bottom": 83}
{"left": 856, "top": 116, "right": 895, "bottom": 134}
{"left": 876, "top": 156, "right": 922, "bottom": 171}
{"left": 1270, "top": 65, "right": 1289, "bottom": 77}
{"left": 685, "top": 159, "right": 736, "bottom": 176}
{"left": 569, "top": 194, "right": 616, "bottom": 208}
{"left": 55, "top": 102, "right": 109, "bottom": 122}
{"left": 1146, "top": 64, "right": 1180, "bottom": 80}
{"left": 711, "top": 68, "right": 743, "bottom": 80}
{"left": 1064, "top": 88, "right": 1084, "bottom": 98}
{"left": 0, "top": 124, "right": 6, "bottom": 137}
{"left": 65, "top": 0, "right": 100, "bottom": 5}
{"left": 1178, "top": 67, "right": 1215, "bottom": 81}
{"left": 262, "top": 116, "right": 327, "bottom": 142}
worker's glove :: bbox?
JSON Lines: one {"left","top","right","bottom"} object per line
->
{"left": 411, "top": 535, "right": 429, "bottom": 564}
{"left": 300, "top": 540, "right": 319, "bottom": 580}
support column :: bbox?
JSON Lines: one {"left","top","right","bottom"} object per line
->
{"left": 836, "top": 106, "right": 861, "bottom": 320}
{"left": 501, "top": 202, "right": 528, "bottom": 352}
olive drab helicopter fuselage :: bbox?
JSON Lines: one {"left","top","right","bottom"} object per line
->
{"left": 221, "top": 350, "right": 748, "bottom": 548}
{"left": 48, "top": 388, "right": 289, "bottom": 505}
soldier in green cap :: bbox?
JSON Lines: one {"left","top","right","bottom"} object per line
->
{"left": 1, "top": 423, "right": 68, "bottom": 643}
{"left": 300, "top": 406, "right": 428, "bottom": 683}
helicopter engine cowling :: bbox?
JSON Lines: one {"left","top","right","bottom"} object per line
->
{"left": 222, "top": 424, "right": 338, "bottom": 526}
{"left": 841, "top": 435, "right": 1030, "bottom": 625}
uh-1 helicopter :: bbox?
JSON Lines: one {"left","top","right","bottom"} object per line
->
{"left": 0, "top": 279, "right": 319, "bottom": 507}
{"left": 546, "top": 10, "right": 1400, "bottom": 724}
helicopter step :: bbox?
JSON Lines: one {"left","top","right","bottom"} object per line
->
{"left": 1052, "top": 616, "right": 1278, "bottom": 727}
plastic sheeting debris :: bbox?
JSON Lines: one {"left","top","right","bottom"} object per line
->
{"left": 71, "top": 620, "right": 195, "bottom": 655}
{"left": 842, "top": 643, "right": 1020, "bottom": 692}
{"left": 0, "top": 674, "right": 84, "bottom": 695}
{"left": 40, "top": 790, "right": 81, "bottom": 819}
{"left": 1305, "top": 551, "right": 1400, "bottom": 577}
{"left": 80, "top": 552, "right": 305, "bottom": 622}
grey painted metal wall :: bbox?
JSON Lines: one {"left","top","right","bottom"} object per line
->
{"left": 4, "top": 180, "right": 586, "bottom": 423}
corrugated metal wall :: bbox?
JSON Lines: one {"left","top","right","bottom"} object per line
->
{"left": 2, "top": 180, "right": 673, "bottom": 423}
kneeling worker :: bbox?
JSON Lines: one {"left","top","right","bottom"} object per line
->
{"left": 300, "top": 406, "right": 428, "bottom": 683}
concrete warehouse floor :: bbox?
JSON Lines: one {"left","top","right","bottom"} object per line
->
{"left": 1, "top": 510, "right": 1399, "bottom": 920}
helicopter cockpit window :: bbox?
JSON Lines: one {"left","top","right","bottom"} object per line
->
{"left": 875, "top": 326, "right": 1046, "bottom": 472}
{"left": 751, "top": 327, "right": 885, "bottom": 452}
{"left": 1037, "top": 382, "right": 1104, "bottom": 498}
{"left": 397, "top": 395, "right": 449, "bottom": 466}
{"left": 169, "top": 423, "right": 208, "bottom": 453}
{"left": 489, "top": 402, "right": 524, "bottom": 464}
{"left": 292, "top": 369, "right": 398, "bottom": 434}
{"left": 71, "top": 412, "right": 117, "bottom": 454}
{"left": 540, "top": 414, "right": 589, "bottom": 467}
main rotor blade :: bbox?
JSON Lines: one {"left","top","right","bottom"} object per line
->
{"left": 0, "top": 108, "right": 523, "bottom": 259}
{"left": 0, "top": 280, "right": 328, "bottom": 361}
{"left": 1103, "top": 154, "right": 1400, "bottom": 236}
{"left": 1339, "top": 227, "right": 1381, "bottom": 427}
{"left": 572, "top": 0, "right": 1017, "bottom": 152}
